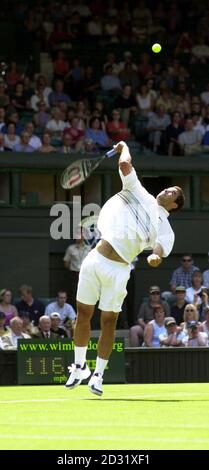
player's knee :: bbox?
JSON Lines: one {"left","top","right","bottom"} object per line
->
{"left": 101, "top": 313, "right": 118, "bottom": 330}
{"left": 77, "top": 301, "right": 93, "bottom": 323}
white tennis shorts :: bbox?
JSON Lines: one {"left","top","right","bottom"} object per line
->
{"left": 76, "top": 249, "right": 131, "bottom": 312}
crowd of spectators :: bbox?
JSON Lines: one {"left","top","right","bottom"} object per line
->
{"left": 5, "top": 0, "right": 209, "bottom": 53}
{"left": 1, "top": 252, "right": 209, "bottom": 349}
{"left": 1, "top": 1, "right": 209, "bottom": 349}
{"left": 129, "top": 252, "right": 209, "bottom": 347}
{"left": 0, "top": 285, "right": 76, "bottom": 350}
{"left": 0, "top": 1, "right": 209, "bottom": 155}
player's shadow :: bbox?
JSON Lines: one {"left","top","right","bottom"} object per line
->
{"left": 84, "top": 398, "right": 208, "bottom": 402}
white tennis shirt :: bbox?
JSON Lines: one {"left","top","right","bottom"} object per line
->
{"left": 97, "top": 167, "right": 175, "bottom": 263}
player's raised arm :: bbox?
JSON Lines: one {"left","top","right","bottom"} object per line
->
{"left": 114, "top": 141, "right": 132, "bottom": 176}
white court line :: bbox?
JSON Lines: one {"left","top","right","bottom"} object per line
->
{"left": 0, "top": 434, "right": 209, "bottom": 444}
{"left": 0, "top": 398, "right": 69, "bottom": 404}
{"left": 1, "top": 422, "right": 209, "bottom": 430}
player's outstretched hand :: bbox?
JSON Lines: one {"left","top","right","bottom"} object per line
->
{"left": 113, "top": 141, "right": 128, "bottom": 153}
{"left": 147, "top": 254, "right": 162, "bottom": 268}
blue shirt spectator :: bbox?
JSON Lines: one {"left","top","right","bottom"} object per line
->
{"left": 170, "top": 255, "right": 200, "bottom": 293}
{"left": 48, "top": 79, "right": 71, "bottom": 107}
{"left": 13, "top": 131, "right": 35, "bottom": 152}
{"left": 85, "top": 117, "right": 110, "bottom": 148}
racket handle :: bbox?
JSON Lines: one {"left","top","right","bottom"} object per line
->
{"left": 105, "top": 149, "right": 118, "bottom": 158}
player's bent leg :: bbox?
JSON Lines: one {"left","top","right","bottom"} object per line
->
{"left": 88, "top": 311, "right": 119, "bottom": 396}
{"left": 74, "top": 301, "right": 95, "bottom": 346}
{"left": 98, "top": 311, "right": 119, "bottom": 359}
{"left": 65, "top": 302, "right": 94, "bottom": 389}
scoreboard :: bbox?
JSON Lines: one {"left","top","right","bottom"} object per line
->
{"left": 17, "top": 338, "right": 125, "bottom": 384}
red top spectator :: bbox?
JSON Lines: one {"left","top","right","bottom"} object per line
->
{"left": 106, "top": 109, "right": 130, "bottom": 142}
{"left": 64, "top": 117, "right": 84, "bottom": 148}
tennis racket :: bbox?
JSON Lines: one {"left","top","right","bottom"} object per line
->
{"left": 60, "top": 148, "right": 118, "bottom": 189}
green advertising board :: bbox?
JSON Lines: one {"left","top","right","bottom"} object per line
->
{"left": 17, "top": 338, "right": 125, "bottom": 384}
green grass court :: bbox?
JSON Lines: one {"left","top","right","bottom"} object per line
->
{"left": 1, "top": 383, "right": 209, "bottom": 450}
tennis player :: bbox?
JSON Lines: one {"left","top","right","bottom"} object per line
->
{"left": 65, "top": 141, "right": 185, "bottom": 395}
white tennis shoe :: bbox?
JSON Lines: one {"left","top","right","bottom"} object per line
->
{"left": 88, "top": 373, "right": 103, "bottom": 396}
{"left": 65, "top": 363, "right": 91, "bottom": 389}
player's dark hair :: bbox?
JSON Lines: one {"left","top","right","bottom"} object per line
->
{"left": 169, "top": 186, "right": 185, "bottom": 213}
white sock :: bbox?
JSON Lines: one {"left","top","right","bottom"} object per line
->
{"left": 94, "top": 356, "right": 108, "bottom": 376}
{"left": 74, "top": 346, "right": 87, "bottom": 368}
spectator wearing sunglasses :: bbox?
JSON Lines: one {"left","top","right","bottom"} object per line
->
{"left": 182, "top": 320, "right": 208, "bottom": 347}
{"left": 162, "top": 255, "right": 200, "bottom": 305}
{"left": 180, "top": 304, "right": 203, "bottom": 335}
{"left": 170, "top": 255, "right": 200, "bottom": 294}
{"left": 170, "top": 285, "right": 188, "bottom": 325}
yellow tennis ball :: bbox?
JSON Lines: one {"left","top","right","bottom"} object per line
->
{"left": 152, "top": 43, "right": 162, "bottom": 53}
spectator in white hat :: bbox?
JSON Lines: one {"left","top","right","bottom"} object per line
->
{"left": 50, "top": 312, "right": 68, "bottom": 338}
